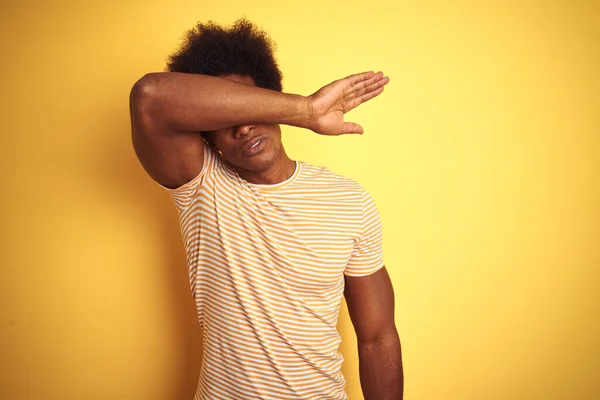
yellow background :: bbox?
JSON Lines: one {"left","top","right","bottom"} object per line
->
{"left": 1, "top": 0, "right": 598, "bottom": 399}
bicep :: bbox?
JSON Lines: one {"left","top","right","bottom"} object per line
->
{"left": 344, "top": 266, "right": 397, "bottom": 344}
{"left": 129, "top": 78, "right": 205, "bottom": 189}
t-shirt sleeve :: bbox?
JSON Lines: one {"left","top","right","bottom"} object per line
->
{"left": 344, "top": 187, "right": 385, "bottom": 277}
{"left": 158, "top": 145, "right": 217, "bottom": 213}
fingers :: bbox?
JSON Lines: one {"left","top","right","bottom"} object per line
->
{"left": 359, "top": 85, "right": 385, "bottom": 105}
{"left": 340, "top": 122, "right": 364, "bottom": 135}
{"left": 353, "top": 75, "right": 389, "bottom": 99}
{"left": 347, "top": 86, "right": 385, "bottom": 111}
{"left": 344, "top": 71, "right": 389, "bottom": 112}
{"left": 336, "top": 70, "right": 388, "bottom": 134}
{"left": 347, "top": 71, "right": 376, "bottom": 87}
{"left": 347, "top": 71, "right": 388, "bottom": 92}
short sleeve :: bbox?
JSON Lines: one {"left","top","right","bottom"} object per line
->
{"left": 344, "top": 187, "right": 385, "bottom": 277}
{"left": 159, "top": 145, "right": 217, "bottom": 213}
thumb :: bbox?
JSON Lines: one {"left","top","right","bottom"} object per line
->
{"left": 340, "top": 122, "right": 364, "bottom": 135}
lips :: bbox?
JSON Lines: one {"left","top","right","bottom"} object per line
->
{"left": 243, "top": 135, "right": 267, "bottom": 155}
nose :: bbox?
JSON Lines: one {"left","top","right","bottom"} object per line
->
{"left": 233, "top": 124, "right": 255, "bottom": 139}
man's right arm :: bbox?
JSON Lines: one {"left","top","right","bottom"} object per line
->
{"left": 129, "top": 71, "right": 389, "bottom": 188}
{"left": 129, "top": 72, "right": 311, "bottom": 189}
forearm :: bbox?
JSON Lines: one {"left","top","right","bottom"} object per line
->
{"left": 358, "top": 332, "right": 403, "bottom": 400}
{"left": 131, "top": 72, "right": 311, "bottom": 132}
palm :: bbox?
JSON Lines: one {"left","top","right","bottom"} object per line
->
{"left": 308, "top": 71, "right": 389, "bottom": 135}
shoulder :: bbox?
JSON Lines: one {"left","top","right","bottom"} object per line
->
{"left": 297, "top": 161, "right": 363, "bottom": 192}
{"left": 299, "top": 162, "right": 381, "bottom": 215}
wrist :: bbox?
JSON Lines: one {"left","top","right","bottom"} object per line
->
{"left": 283, "top": 94, "right": 313, "bottom": 131}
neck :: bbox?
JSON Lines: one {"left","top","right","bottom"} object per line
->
{"left": 235, "top": 150, "right": 296, "bottom": 185}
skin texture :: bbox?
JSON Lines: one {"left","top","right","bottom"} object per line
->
{"left": 203, "top": 75, "right": 296, "bottom": 184}
{"left": 130, "top": 71, "right": 388, "bottom": 187}
{"left": 129, "top": 71, "right": 402, "bottom": 399}
{"left": 345, "top": 267, "right": 404, "bottom": 399}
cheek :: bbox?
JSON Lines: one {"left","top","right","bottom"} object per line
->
{"left": 269, "top": 126, "right": 282, "bottom": 143}
{"left": 211, "top": 131, "right": 237, "bottom": 155}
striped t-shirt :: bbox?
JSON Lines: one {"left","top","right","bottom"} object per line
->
{"left": 164, "top": 146, "right": 384, "bottom": 400}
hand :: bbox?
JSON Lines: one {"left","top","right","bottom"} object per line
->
{"left": 306, "top": 71, "right": 389, "bottom": 135}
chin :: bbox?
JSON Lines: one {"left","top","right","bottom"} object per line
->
{"left": 244, "top": 151, "right": 279, "bottom": 172}
{"left": 225, "top": 147, "right": 277, "bottom": 173}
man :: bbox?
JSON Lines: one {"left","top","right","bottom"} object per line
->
{"left": 129, "top": 18, "right": 403, "bottom": 400}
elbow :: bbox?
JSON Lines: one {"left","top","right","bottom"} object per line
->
{"left": 130, "top": 73, "right": 161, "bottom": 107}
{"left": 358, "top": 328, "right": 400, "bottom": 351}
{"left": 129, "top": 73, "right": 171, "bottom": 125}
{"left": 129, "top": 73, "right": 166, "bottom": 135}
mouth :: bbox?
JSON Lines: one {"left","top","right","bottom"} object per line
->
{"left": 243, "top": 135, "right": 267, "bottom": 156}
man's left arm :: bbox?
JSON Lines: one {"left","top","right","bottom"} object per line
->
{"left": 344, "top": 266, "right": 403, "bottom": 399}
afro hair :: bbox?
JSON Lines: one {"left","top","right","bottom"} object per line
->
{"left": 166, "top": 18, "right": 283, "bottom": 92}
